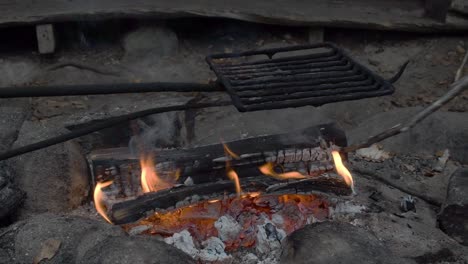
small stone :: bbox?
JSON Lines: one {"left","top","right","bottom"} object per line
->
{"left": 400, "top": 196, "right": 416, "bottom": 212}
{"left": 456, "top": 45, "right": 466, "bottom": 54}
{"left": 184, "top": 177, "right": 194, "bottom": 186}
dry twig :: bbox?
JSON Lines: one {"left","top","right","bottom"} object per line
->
{"left": 455, "top": 50, "right": 468, "bottom": 82}
{"left": 343, "top": 75, "right": 468, "bottom": 153}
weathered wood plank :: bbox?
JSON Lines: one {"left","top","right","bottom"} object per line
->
{"left": 1, "top": 0, "right": 468, "bottom": 32}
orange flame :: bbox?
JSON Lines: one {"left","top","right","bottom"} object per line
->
{"left": 259, "top": 162, "right": 307, "bottom": 180}
{"left": 222, "top": 143, "right": 240, "bottom": 159}
{"left": 227, "top": 169, "right": 241, "bottom": 197}
{"left": 331, "top": 150, "right": 355, "bottom": 193}
{"left": 223, "top": 143, "right": 242, "bottom": 196}
{"left": 140, "top": 155, "right": 175, "bottom": 193}
{"left": 93, "top": 180, "right": 114, "bottom": 224}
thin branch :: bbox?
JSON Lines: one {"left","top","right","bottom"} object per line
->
{"left": 343, "top": 75, "right": 468, "bottom": 153}
{"left": 353, "top": 167, "right": 441, "bottom": 206}
{"left": 45, "top": 62, "right": 121, "bottom": 77}
{"left": 455, "top": 50, "right": 468, "bottom": 82}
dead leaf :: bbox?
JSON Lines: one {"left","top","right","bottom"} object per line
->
{"left": 33, "top": 238, "right": 61, "bottom": 264}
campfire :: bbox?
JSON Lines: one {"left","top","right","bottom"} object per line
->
{"left": 90, "top": 124, "right": 355, "bottom": 260}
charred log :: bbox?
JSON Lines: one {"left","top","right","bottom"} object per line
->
{"left": 89, "top": 123, "right": 347, "bottom": 198}
{"left": 108, "top": 175, "right": 351, "bottom": 225}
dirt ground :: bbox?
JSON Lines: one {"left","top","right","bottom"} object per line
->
{"left": 0, "top": 18, "right": 467, "bottom": 263}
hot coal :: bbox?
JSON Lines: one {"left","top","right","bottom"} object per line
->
{"left": 123, "top": 193, "right": 330, "bottom": 261}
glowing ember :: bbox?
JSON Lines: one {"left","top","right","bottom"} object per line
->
{"left": 331, "top": 150, "right": 355, "bottom": 193}
{"left": 140, "top": 154, "right": 175, "bottom": 193}
{"left": 124, "top": 193, "right": 329, "bottom": 251}
{"left": 259, "top": 162, "right": 307, "bottom": 180}
{"left": 93, "top": 180, "right": 114, "bottom": 224}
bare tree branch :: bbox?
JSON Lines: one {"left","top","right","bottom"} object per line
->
{"left": 343, "top": 75, "right": 468, "bottom": 153}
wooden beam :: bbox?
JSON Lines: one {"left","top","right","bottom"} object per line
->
{"left": 0, "top": 0, "right": 468, "bottom": 32}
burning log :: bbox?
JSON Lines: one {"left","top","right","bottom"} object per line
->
{"left": 89, "top": 123, "right": 354, "bottom": 225}
{"left": 89, "top": 123, "right": 347, "bottom": 198}
{"left": 108, "top": 174, "right": 351, "bottom": 225}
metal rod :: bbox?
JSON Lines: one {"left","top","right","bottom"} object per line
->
{"left": 0, "top": 82, "right": 222, "bottom": 98}
{"left": 0, "top": 100, "right": 232, "bottom": 161}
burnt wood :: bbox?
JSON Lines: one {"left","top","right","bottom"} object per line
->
{"left": 89, "top": 123, "right": 347, "bottom": 185}
{"left": 0, "top": 0, "right": 468, "bottom": 32}
{"left": 109, "top": 175, "right": 351, "bottom": 225}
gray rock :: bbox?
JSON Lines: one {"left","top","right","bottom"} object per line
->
{"left": 438, "top": 168, "right": 468, "bottom": 246}
{"left": 79, "top": 235, "right": 195, "bottom": 264}
{"left": 280, "top": 222, "right": 412, "bottom": 264}
{"left": 0, "top": 162, "right": 24, "bottom": 221}
{"left": 14, "top": 213, "right": 125, "bottom": 264}
{"left": 349, "top": 108, "right": 468, "bottom": 163}
{"left": 0, "top": 99, "right": 30, "bottom": 152}
{"left": 12, "top": 121, "right": 89, "bottom": 218}
{"left": 123, "top": 26, "right": 178, "bottom": 58}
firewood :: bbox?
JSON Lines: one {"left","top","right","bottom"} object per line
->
{"left": 108, "top": 175, "right": 351, "bottom": 225}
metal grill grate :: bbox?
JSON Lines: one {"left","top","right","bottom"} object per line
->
{"left": 207, "top": 43, "right": 397, "bottom": 112}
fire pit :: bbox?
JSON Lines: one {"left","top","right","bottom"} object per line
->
{"left": 87, "top": 123, "right": 355, "bottom": 261}
{"left": 0, "top": 15, "right": 467, "bottom": 264}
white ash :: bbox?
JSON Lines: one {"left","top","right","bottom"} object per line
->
{"left": 214, "top": 215, "right": 242, "bottom": 242}
{"left": 190, "top": 194, "right": 201, "bottom": 203}
{"left": 128, "top": 225, "right": 151, "bottom": 236}
{"left": 306, "top": 215, "right": 321, "bottom": 225}
{"left": 164, "top": 230, "right": 233, "bottom": 263}
{"left": 271, "top": 214, "right": 284, "bottom": 226}
{"left": 432, "top": 149, "right": 450, "bottom": 172}
{"left": 255, "top": 217, "right": 286, "bottom": 262}
{"left": 356, "top": 144, "right": 391, "bottom": 162}
{"left": 199, "top": 237, "right": 232, "bottom": 263}
{"left": 330, "top": 201, "right": 366, "bottom": 218}
{"left": 164, "top": 230, "right": 199, "bottom": 259}
{"left": 240, "top": 253, "right": 259, "bottom": 264}
{"left": 175, "top": 199, "right": 190, "bottom": 208}
{"left": 183, "top": 176, "right": 194, "bottom": 186}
